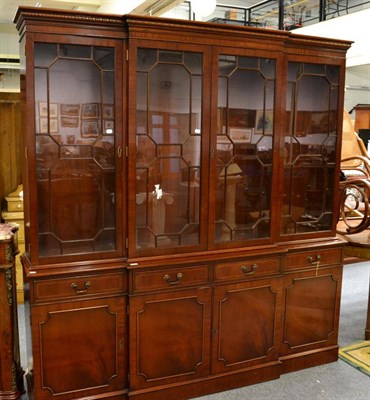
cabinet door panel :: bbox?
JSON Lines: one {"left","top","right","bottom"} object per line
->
{"left": 212, "top": 278, "right": 281, "bottom": 374}
{"left": 213, "top": 51, "right": 276, "bottom": 245}
{"left": 31, "top": 297, "right": 127, "bottom": 400}
{"left": 32, "top": 40, "right": 124, "bottom": 261}
{"left": 281, "top": 267, "right": 342, "bottom": 355}
{"left": 281, "top": 62, "right": 340, "bottom": 236}
{"left": 129, "top": 287, "right": 211, "bottom": 389}
{"left": 133, "top": 45, "right": 210, "bottom": 255}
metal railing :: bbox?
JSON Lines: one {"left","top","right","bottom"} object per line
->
{"left": 183, "top": 1, "right": 370, "bottom": 31}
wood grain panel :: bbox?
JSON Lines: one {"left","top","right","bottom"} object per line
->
{"left": 285, "top": 247, "right": 342, "bottom": 272}
{"left": 33, "top": 271, "right": 126, "bottom": 302}
{"left": 0, "top": 93, "right": 22, "bottom": 205}
{"left": 281, "top": 268, "right": 342, "bottom": 355}
{"left": 132, "top": 265, "right": 209, "bottom": 293}
{"left": 130, "top": 287, "right": 211, "bottom": 389}
{"left": 32, "top": 297, "right": 127, "bottom": 400}
{"left": 212, "top": 278, "right": 282, "bottom": 374}
{"left": 215, "top": 257, "right": 281, "bottom": 282}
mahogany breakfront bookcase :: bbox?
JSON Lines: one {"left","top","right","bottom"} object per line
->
{"left": 15, "top": 7, "right": 351, "bottom": 400}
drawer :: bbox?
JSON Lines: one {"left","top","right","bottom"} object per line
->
{"left": 33, "top": 272, "right": 126, "bottom": 302}
{"left": 285, "top": 247, "right": 342, "bottom": 272}
{"left": 132, "top": 265, "right": 209, "bottom": 293}
{"left": 214, "top": 257, "right": 281, "bottom": 282}
{"left": 6, "top": 200, "right": 23, "bottom": 212}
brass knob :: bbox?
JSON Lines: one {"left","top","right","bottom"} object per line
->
{"left": 164, "top": 272, "right": 183, "bottom": 285}
{"left": 241, "top": 264, "right": 257, "bottom": 275}
{"left": 71, "top": 281, "right": 91, "bottom": 294}
{"left": 307, "top": 254, "right": 321, "bottom": 264}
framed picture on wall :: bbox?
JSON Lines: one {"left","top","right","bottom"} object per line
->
{"left": 81, "top": 103, "right": 100, "bottom": 119}
{"left": 61, "top": 116, "right": 79, "bottom": 128}
{"left": 60, "top": 103, "right": 80, "bottom": 116}
{"left": 103, "top": 104, "right": 114, "bottom": 119}
{"left": 255, "top": 110, "right": 273, "bottom": 134}
{"left": 40, "top": 117, "right": 58, "bottom": 134}
{"left": 39, "top": 102, "right": 58, "bottom": 118}
{"left": 229, "top": 128, "right": 252, "bottom": 143}
{"left": 103, "top": 120, "right": 114, "bottom": 133}
{"left": 81, "top": 120, "right": 100, "bottom": 138}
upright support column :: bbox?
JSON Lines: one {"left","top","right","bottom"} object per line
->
{"left": 365, "top": 281, "right": 370, "bottom": 340}
{"left": 0, "top": 224, "right": 24, "bottom": 400}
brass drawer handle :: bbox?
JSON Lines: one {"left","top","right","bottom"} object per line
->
{"left": 307, "top": 254, "right": 321, "bottom": 264}
{"left": 71, "top": 281, "right": 91, "bottom": 294}
{"left": 241, "top": 264, "right": 257, "bottom": 275}
{"left": 307, "top": 254, "right": 321, "bottom": 275}
{"left": 164, "top": 272, "right": 183, "bottom": 285}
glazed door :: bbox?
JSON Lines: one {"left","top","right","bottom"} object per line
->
{"left": 210, "top": 48, "right": 278, "bottom": 248}
{"left": 129, "top": 287, "right": 212, "bottom": 389}
{"left": 30, "top": 297, "right": 127, "bottom": 400}
{"left": 129, "top": 42, "right": 211, "bottom": 256}
{"left": 280, "top": 61, "right": 342, "bottom": 237}
{"left": 30, "top": 37, "right": 124, "bottom": 262}
{"left": 212, "top": 277, "right": 282, "bottom": 374}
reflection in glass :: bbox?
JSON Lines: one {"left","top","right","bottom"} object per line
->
{"left": 216, "top": 55, "right": 275, "bottom": 242}
{"left": 136, "top": 48, "right": 203, "bottom": 249}
{"left": 281, "top": 62, "right": 340, "bottom": 234}
{"left": 34, "top": 43, "right": 116, "bottom": 256}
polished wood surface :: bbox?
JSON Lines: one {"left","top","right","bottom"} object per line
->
{"left": 0, "top": 93, "right": 22, "bottom": 205}
{"left": 0, "top": 224, "right": 24, "bottom": 400}
{"left": 14, "top": 7, "right": 351, "bottom": 400}
{"left": 354, "top": 105, "right": 370, "bottom": 132}
{"left": 130, "top": 287, "right": 212, "bottom": 389}
{"left": 30, "top": 297, "right": 127, "bottom": 399}
{"left": 212, "top": 277, "right": 281, "bottom": 374}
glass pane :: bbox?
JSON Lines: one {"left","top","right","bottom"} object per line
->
{"left": 260, "top": 58, "right": 276, "bottom": 79}
{"left": 136, "top": 48, "right": 203, "bottom": 250}
{"left": 103, "top": 71, "right": 114, "bottom": 111}
{"left": 281, "top": 62, "right": 340, "bottom": 235}
{"left": 59, "top": 44, "right": 91, "bottom": 59}
{"left": 49, "top": 159, "right": 102, "bottom": 241}
{"left": 184, "top": 52, "right": 202, "bottom": 74}
{"left": 34, "top": 43, "right": 117, "bottom": 257}
{"left": 137, "top": 48, "right": 157, "bottom": 71}
{"left": 94, "top": 47, "right": 115, "bottom": 69}
{"left": 34, "top": 43, "right": 57, "bottom": 67}
{"left": 159, "top": 50, "right": 182, "bottom": 63}
{"left": 219, "top": 55, "right": 236, "bottom": 76}
{"left": 238, "top": 56, "right": 258, "bottom": 69}
{"left": 215, "top": 55, "right": 275, "bottom": 243}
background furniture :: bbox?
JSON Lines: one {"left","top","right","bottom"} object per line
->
{"left": 0, "top": 223, "right": 24, "bottom": 399}
{"left": 353, "top": 104, "right": 370, "bottom": 133}
{"left": 338, "top": 110, "right": 370, "bottom": 235}
{"left": 2, "top": 185, "right": 24, "bottom": 303}
{"left": 15, "top": 7, "right": 351, "bottom": 400}
{"left": 341, "top": 110, "right": 370, "bottom": 178}
{"left": 358, "top": 129, "right": 370, "bottom": 152}
{"left": 0, "top": 93, "right": 23, "bottom": 207}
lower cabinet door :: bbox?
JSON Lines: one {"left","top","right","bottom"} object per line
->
{"left": 212, "top": 277, "right": 282, "bottom": 374}
{"left": 31, "top": 296, "right": 127, "bottom": 400}
{"left": 129, "top": 286, "right": 212, "bottom": 389}
{"left": 280, "top": 267, "right": 342, "bottom": 356}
